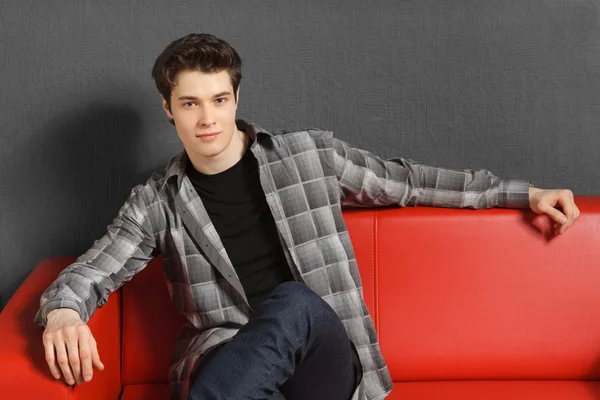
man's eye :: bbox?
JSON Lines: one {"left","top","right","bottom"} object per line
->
{"left": 184, "top": 102, "right": 195, "bottom": 107}
{"left": 216, "top": 98, "right": 225, "bottom": 104}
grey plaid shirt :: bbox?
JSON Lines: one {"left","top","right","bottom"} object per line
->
{"left": 34, "top": 121, "right": 530, "bottom": 399}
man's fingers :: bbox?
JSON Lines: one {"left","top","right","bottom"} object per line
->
{"left": 557, "top": 191, "right": 579, "bottom": 234}
{"left": 65, "top": 329, "right": 83, "bottom": 385}
{"left": 43, "top": 334, "right": 61, "bottom": 379}
{"left": 77, "top": 328, "right": 94, "bottom": 382}
{"left": 539, "top": 202, "right": 567, "bottom": 225}
{"left": 54, "top": 339, "right": 75, "bottom": 386}
{"left": 90, "top": 335, "right": 105, "bottom": 371}
{"left": 559, "top": 191, "right": 575, "bottom": 221}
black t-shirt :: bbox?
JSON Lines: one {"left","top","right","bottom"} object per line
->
{"left": 185, "top": 143, "right": 294, "bottom": 310}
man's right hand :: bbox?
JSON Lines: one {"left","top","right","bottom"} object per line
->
{"left": 42, "top": 308, "right": 105, "bottom": 385}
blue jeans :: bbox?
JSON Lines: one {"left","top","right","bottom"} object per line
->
{"left": 188, "top": 281, "right": 360, "bottom": 399}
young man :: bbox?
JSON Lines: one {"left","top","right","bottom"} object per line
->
{"left": 35, "top": 33, "right": 580, "bottom": 400}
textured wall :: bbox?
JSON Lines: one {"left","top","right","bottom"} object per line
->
{"left": 1, "top": 0, "right": 599, "bottom": 310}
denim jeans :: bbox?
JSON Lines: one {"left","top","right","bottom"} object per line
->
{"left": 188, "top": 281, "right": 360, "bottom": 400}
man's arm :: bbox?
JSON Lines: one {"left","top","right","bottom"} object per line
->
{"left": 332, "top": 137, "right": 530, "bottom": 209}
{"left": 34, "top": 184, "right": 157, "bottom": 386}
{"left": 34, "top": 185, "right": 157, "bottom": 326}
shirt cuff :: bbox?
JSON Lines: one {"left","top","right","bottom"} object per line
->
{"left": 496, "top": 179, "right": 531, "bottom": 209}
{"left": 33, "top": 299, "right": 83, "bottom": 327}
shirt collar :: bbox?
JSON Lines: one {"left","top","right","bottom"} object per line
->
{"left": 159, "top": 119, "right": 272, "bottom": 192}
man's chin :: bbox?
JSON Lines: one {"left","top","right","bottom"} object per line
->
{"left": 191, "top": 144, "right": 225, "bottom": 159}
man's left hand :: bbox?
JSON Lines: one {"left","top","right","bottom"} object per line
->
{"left": 529, "top": 187, "right": 580, "bottom": 235}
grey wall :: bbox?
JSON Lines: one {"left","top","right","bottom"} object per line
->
{"left": 1, "top": 0, "right": 599, "bottom": 310}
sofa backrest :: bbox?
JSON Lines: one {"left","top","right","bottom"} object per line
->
{"left": 374, "top": 197, "right": 600, "bottom": 382}
{"left": 120, "top": 197, "right": 600, "bottom": 385}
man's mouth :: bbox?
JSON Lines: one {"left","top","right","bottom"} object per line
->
{"left": 196, "top": 131, "right": 221, "bottom": 140}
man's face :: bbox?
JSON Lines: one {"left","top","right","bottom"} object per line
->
{"left": 163, "top": 69, "right": 240, "bottom": 165}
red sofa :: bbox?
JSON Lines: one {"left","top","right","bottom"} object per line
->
{"left": 2, "top": 197, "right": 600, "bottom": 399}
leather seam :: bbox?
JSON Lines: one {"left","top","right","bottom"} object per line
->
{"left": 372, "top": 210, "right": 379, "bottom": 333}
{"left": 120, "top": 288, "right": 125, "bottom": 387}
{"left": 376, "top": 210, "right": 380, "bottom": 334}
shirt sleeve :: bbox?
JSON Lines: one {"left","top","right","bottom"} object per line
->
{"left": 33, "top": 185, "right": 157, "bottom": 327}
{"left": 332, "top": 137, "right": 530, "bottom": 209}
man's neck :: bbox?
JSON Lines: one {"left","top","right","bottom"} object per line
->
{"left": 188, "top": 128, "right": 249, "bottom": 175}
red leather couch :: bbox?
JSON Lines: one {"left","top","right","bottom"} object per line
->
{"left": 2, "top": 197, "right": 600, "bottom": 399}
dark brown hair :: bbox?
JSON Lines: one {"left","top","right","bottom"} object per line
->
{"left": 151, "top": 33, "right": 242, "bottom": 117}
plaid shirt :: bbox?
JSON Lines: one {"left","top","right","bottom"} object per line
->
{"left": 34, "top": 121, "right": 530, "bottom": 399}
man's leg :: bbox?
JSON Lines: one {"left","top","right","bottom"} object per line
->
{"left": 188, "top": 281, "right": 357, "bottom": 400}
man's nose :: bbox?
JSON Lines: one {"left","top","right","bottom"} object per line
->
{"left": 198, "top": 109, "right": 216, "bottom": 127}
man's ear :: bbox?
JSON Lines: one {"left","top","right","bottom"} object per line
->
{"left": 162, "top": 97, "right": 174, "bottom": 118}
{"left": 235, "top": 87, "right": 240, "bottom": 107}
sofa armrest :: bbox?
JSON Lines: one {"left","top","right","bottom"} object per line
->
{"left": 0, "top": 257, "right": 122, "bottom": 399}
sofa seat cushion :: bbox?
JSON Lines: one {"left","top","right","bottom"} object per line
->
{"left": 120, "top": 384, "right": 170, "bottom": 400}
{"left": 389, "top": 381, "right": 600, "bottom": 399}
{"left": 120, "top": 380, "right": 600, "bottom": 399}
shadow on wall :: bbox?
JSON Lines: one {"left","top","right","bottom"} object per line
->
{"left": 1, "top": 101, "right": 164, "bottom": 310}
